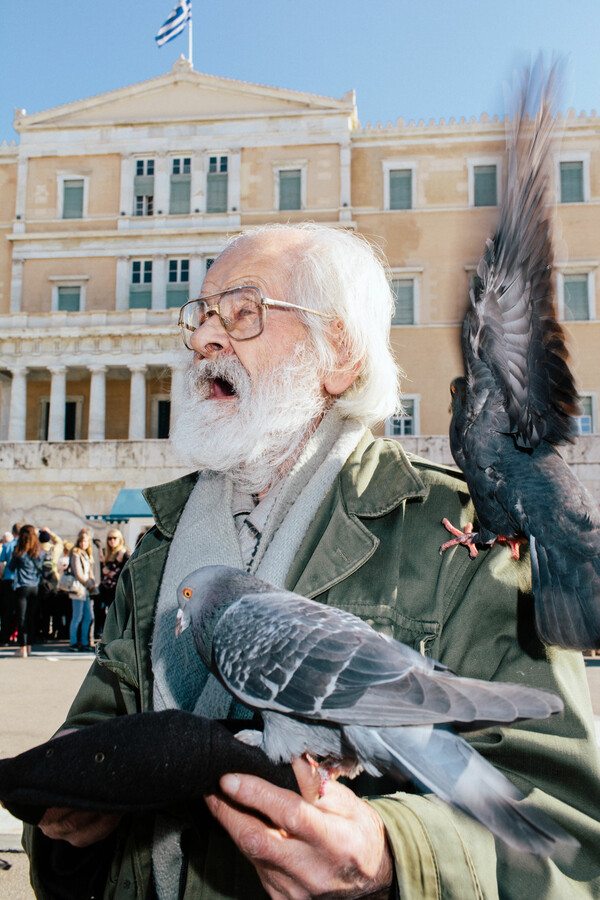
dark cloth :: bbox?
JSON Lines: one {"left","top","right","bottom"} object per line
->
{"left": 0, "top": 711, "right": 296, "bottom": 825}
{"left": 14, "top": 584, "right": 39, "bottom": 647}
{"left": 0, "top": 577, "right": 15, "bottom": 643}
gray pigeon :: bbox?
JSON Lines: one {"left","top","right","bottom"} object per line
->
{"left": 441, "top": 63, "right": 600, "bottom": 650}
{"left": 176, "top": 565, "right": 578, "bottom": 856}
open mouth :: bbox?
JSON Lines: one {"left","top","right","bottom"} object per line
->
{"left": 210, "top": 377, "right": 237, "bottom": 399}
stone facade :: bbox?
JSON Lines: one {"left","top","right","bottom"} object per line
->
{"left": 0, "top": 61, "right": 599, "bottom": 535}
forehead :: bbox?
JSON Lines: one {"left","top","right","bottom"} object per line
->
{"left": 201, "top": 235, "right": 302, "bottom": 296}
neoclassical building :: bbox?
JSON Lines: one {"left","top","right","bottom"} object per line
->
{"left": 0, "top": 59, "right": 598, "bottom": 535}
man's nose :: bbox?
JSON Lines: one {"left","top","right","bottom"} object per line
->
{"left": 189, "top": 310, "right": 233, "bottom": 357}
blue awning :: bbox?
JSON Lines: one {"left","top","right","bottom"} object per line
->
{"left": 103, "top": 489, "right": 152, "bottom": 523}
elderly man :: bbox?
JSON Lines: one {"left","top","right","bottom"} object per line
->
{"left": 25, "top": 225, "right": 600, "bottom": 899}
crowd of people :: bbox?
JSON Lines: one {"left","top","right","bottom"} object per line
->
{"left": 0, "top": 523, "right": 130, "bottom": 657}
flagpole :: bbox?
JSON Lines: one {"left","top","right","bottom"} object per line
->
{"left": 188, "top": 12, "right": 193, "bottom": 68}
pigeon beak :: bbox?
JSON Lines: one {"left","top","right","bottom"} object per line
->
{"left": 175, "top": 608, "right": 185, "bottom": 637}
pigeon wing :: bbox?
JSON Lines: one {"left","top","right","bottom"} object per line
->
{"left": 212, "top": 590, "right": 561, "bottom": 727}
{"left": 465, "top": 62, "right": 579, "bottom": 451}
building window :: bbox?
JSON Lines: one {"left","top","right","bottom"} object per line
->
{"left": 278, "top": 169, "right": 302, "bottom": 210}
{"left": 130, "top": 260, "right": 153, "bottom": 309}
{"left": 151, "top": 396, "right": 171, "bottom": 439}
{"left": 170, "top": 157, "right": 191, "bottom": 214}
{"left": 39, "top": 397, "right": 83, "bottom": 441}
{"left": 473, "top": 165, "right": 497, "bottom": 207}
{"left": 382, "top": 160, "right": 416, "bottom": 210}
{"left": 562, "top": 273, "right": 591, "bottom": 321}
{"left": 205, "top": 257, "right": 215, "bottom": 271}
{"left": 385, "top": 398, "right": 419, "bottom": 436}
{"left": 134, "top": 159, "right": 155, "bottom": 216}
{"left": 62, "top": 179, "right": 84, "bottom": 219}
{"left": 389, "top": 169, "right": 412, "bottom": 210}
{"left": 573, "top": 395, "right": 595, "bottom": 435}
{"left": 167, "top": 259, "right": 190, "bottom": 308}
{"left": 57, "top": 286, "right": 81, "bottom": 312}
{"left": 559, "top": 161, "right": 584, "bottom": 203}
{"left": 206, "top": 156, "right": 228, "bottom": 213}
{"left": 391, "top": 278, "right": 416, "bottom": 325}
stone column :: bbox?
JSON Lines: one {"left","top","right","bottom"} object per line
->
{"left": 119, "top": 155, "right": 133, "bottom": 219}
{"left": 48, "top": 366, "right": 67, "bottom": 441}
{"left": 154, "top": 153, "right": 170, "bottom": 215}
{"left": 152, "top": 255, "right": 167, "bottom": 310}
{"left": 128, "top": 365, "right": 147, "bottom": 439}
{"left": 10, "top": 258, "right": 24, "bottom": 313}
{"left": 115, "top": 255, "right": 131, "bottom": 311}
{"left": 170, "top": 364, "right": 187, "bottom": 434}
{"left": 0, "top": 379, "right": 11, "bottom": 440}
{"left": 7, "top": 368, "right": 28, "bottom": 441}
{"left": 339, "top": 144, "right": 352, "bottom": 222}
{"left": 88, "top": 365, "right": 107, "bottom": 441}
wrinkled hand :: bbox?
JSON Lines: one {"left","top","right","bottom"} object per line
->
{"left": 38, "top": 807, "right": 122, "bottom": 847}
{"left": 204, "top": 756, "right": 393, "bottom": 900}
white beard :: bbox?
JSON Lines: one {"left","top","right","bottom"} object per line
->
{"left": 170, "top": 349, "right": 328, "bottom": 494}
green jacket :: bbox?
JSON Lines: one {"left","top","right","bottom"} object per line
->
{"left": 25, "top": 435, "right": 600, "bottom": 899}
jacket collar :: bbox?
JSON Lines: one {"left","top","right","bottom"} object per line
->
{"left": 143, "top": 435, "right": 428, "bottom": 600}
{"left": 339, "top": 431, "right": 428, "bottom": 515}
{"left": 143, "top": 472, "right": 198, "bottom": 539}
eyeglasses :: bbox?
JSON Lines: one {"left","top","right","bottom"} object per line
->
{"left": 107, "top": 536, "right": 119, "bottom": 541}
{"left": 177, "top": 285, "right": 334, "bottom": 349}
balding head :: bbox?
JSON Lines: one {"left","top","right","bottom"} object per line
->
{"left": 220, "top": 224, "right": 401, "bottom": 426}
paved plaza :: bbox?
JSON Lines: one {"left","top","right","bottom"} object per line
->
{"left": 0, "top": 645, "right": 599, "bottom": 898}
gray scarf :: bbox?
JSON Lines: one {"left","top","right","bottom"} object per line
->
{"left": 151, "top": 409, "right": 365, "bottom": 898}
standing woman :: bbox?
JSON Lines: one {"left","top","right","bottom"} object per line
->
{"left": 68, "top": 530, "right": 96, "bottom": 652}
{"left": 8, "top": 524, "right": 43, "bottom": 658}
{"left": 95, "top": 529, "right": 130, "bottom": 639}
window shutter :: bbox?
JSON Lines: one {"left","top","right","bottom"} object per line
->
{"left": 473, "top": 166, "right": 497, "bottom": 207}
{"left": 560, "top": 162, "right": 584, "bottom": 203}
{"left": 206, "top": 173, "right": 228, "bottom": 213}
{"left": 564, "top": 275, "right": 589, "bottom": 320}
{"left": 133, "top": 175, "right": 155, "bottom": 197}
{"left": 389, "top": 170, "right": 412, "bottom": 210}
{"left": 391, "top": 279, "right": 415, "bottom": 324}
{"left": 279, "top": 170, "right": 302, "bottom": 210}
{"left": 129, "top": 288, "right": 152, "bottom": 309}
{"left": 63, "top": 180, "right": 84, "bottom": 218}
{"left": 170, "top": 175, "right": 191, "bottom": 214}
{"left": 57, "top": 286, "right": 81, "bottom": 312}
{"left": 166, "top": 285, "right": 189, "bottom": 308}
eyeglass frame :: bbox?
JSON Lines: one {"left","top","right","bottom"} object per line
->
{"left": 177, "top": 284, "right": 335, "bottom": 349}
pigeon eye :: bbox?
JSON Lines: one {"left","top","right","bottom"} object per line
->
{"left": 182, "top": 588, "right": 193, "bottom": 599}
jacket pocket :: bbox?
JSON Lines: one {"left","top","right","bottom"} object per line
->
{"left": 96, "top": 638, "right": 140, "bottom": 691}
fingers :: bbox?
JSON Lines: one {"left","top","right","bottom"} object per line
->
{"left": 215, "top": 772, "right": 320, "bottom": 840}
{"left": 38, "top": 807, "right": 121, "bottom": 847}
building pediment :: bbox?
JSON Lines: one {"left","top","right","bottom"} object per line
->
{"left": 15, "top": 60, "right": 356, "bottom": 131}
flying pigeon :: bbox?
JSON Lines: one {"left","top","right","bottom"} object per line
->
{"left": 176, "top": 564, "right": 578, "bottom": 856}
{"left": 440, "top": 63, "right": 600, "bottom": 650}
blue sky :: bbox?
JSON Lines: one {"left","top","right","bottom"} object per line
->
{"left": 1, "top": 0, "right": 599, "bottom": 144}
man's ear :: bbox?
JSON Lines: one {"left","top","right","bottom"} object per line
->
{"left": 322, "top": 319, "right": 363, "bottom": 396}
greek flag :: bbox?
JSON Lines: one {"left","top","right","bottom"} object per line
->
{"left": 155, "top": 0, "right": 191, "bottom": 47}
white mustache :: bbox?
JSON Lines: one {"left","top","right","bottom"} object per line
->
{"left": 187, "top": 356, "right": 252, "bottom": 399}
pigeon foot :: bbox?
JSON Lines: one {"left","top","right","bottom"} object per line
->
{"left": 304, "top": 752, "right": 333, "bottom": 797}
{"left": 494, "top": 535, "right": 527, "bottom": 560}
{"left": 440, "top": 519, "right": 479, "bottom": 558}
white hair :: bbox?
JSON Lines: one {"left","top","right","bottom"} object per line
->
{"left": 222, "top": 224, "right": 402, "bottom": 426}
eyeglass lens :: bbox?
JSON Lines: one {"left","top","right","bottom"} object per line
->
{"left": 179, "top": 287, "right": 264, "bottom": 348}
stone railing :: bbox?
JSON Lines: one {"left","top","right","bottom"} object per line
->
{"left": 0, "top": 308, "right": 179, "bottom": 333}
